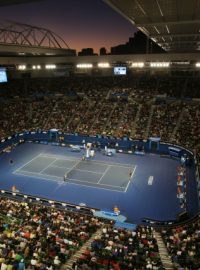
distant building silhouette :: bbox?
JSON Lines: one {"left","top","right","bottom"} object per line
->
{"left": 99, "top": 47, "right": 107, "bottom": 55}
{"left": 111, "top": 31, "right": 165, "bottom": 55}
{"left": 78, "top": 48, "right": 97, "bottom": 56}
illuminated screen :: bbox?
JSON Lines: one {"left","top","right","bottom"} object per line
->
{"left": 114, "top": 66, "right": 127, "bottom": 75}
{"left": 0, "top": 68, "right": 7, "bottom": 83}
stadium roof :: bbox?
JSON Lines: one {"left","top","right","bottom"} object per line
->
{"left": 0, "top": 0, "right": 44, "bottom": 6}
{"left": 104, "top": 0, "right": 200, "bottom": 53}
{"left": 0, "top": 21, "right": 76, "bottom": 56}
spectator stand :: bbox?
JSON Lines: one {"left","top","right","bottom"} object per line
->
{"left": 177, "top": 165, "right": 187, "bottom": 209}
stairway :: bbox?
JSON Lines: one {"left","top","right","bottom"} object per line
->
{"left": 154, "top": 231, "right": 174, "bottom": 270}
{"left": 103, "top": 102, "right": 117, "bottom": 131}
{"left": 171, "top": 107, "right": 186, "bottom": 139}
{"left": 43, "top": 100, "right": 57, "bottom": 129}
{"left": 75, "top": 99, "right": 94, "bottom": 132}
{"left": 61, "top": 227, "right": 103, "bottom": 270}
{"left": 89, "top": 100, "right": 106, "bottom": 132}
{"left": 63, "top": 99, "right": 85, "bottom": 130}
{"left": 144, "top": 104, "right": 155, "bottom": 138}
{"left": 130, "top": 103, "right": 141, "bottom": 137}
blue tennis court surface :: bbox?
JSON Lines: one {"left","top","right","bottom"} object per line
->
{"left": 0, "top": 142, "right": 194, "bottom": 223}
{"left": 14, "top": 153, "right": 136, "bottom": 192}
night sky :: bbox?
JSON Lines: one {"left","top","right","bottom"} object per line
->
{"left": 0, "top": 0, "right": 137, "bottom": 53}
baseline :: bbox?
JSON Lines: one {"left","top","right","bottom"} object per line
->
{"left": 14, "top": 154, "right": 43, "bottom": 173}
{"left": 125, "top": 165, "right": 137, "bottom": 192}
{"left": 13, "top": 170, "right": 62, "bottom": 182}
{"left": 40, "top": 153, "right": 133, "bottom": 168}
{"left": 65, "top": 181, "right": 125, "bottom": 193}
{"left": 66, "top": 177, "right": 125, "bottom": 191}
{"left": 39, "top": 153, "right": 79, "bottom": 162}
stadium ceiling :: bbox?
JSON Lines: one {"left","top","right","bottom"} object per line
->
{"left": 0, "top": 0, "right": 44, "bottom": 6}
{"left": 103, "top": 0, "right": 200, "bottom": 53}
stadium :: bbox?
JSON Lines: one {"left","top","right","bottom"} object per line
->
{"left": 0, "top": 0, "right": 199, "bottom": 269}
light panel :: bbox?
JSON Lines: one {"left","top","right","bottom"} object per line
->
{"left": 98, "top": 63, "right": 110, "bottom": 68}
{"left": 150, "top": 62, "right": 170, "bottom": 68}
{"left": 131, "top": 62, "right": 144, "bottom": 68}
{"left": 45, "top": 64, "right": 56, "bottom": 69}
{"left": 76, "top": 63, "right": 93, "bottom": 68}
{"left": 18, "top": 65, "right": 26, "bottom": 70}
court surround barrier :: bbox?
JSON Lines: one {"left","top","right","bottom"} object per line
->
{"left": 0, "top": 130, "right": 195, "bottom": 159}
{"left": 0, "top": 189, "right": 199, "bottom": 228}
{"left": 0, "top": 189, "right": 98, "bottom": 216}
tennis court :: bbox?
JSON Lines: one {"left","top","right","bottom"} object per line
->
{"left": 13, "top": 153, "right": 137, "bottom": 192}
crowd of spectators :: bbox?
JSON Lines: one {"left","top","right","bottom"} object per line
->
{"left": 0, "top": 75, "right": 199, "bottom": 152}
{"left": 175, "top": 103, "right": 200, "bottom": 151}
{"left": 74, "top": 225, "right": 163, "bottom": 270}
{"left": 176, "top": 165, "right": 187, "bottom": 209}
{"left": 148, "top": 103, "right": 184, "bottom": 141}
{"left": 0, "top": 75, "right": 199, "bottom": 157}
{"left": 161, "top": 219, "right": 200, "bottom": 269}
{"left": 0, "top": 75, "right": 200, "bottom": 269}
{"left": 0, "top": 197, "right": 101, "bottom": 270}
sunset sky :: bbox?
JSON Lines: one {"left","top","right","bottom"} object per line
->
{"left": 0, "top": 0, "right": 137, "bottom": 53}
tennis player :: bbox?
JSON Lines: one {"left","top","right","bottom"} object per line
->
{"left": 64, "top": 173, "right": 67, "bottom": 182}
{"left": 129, "top": 169, "right": 133, "bottom": 181}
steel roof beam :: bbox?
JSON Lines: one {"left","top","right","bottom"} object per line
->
{"left": 159, "top": 40, "right": 200, "bottom": 44}
{"left": 151, "top": 33, "right": 200, "bottom": 38}
{"left": 137, "top": 19, "right": 200, "bottom": 27}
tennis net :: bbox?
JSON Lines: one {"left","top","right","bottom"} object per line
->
{"left": 64, "top": 160, "right": 81, "bottom": 180}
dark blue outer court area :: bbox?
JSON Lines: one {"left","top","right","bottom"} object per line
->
{"left": 0, "top": 140, "right": 198, "bottom": 224}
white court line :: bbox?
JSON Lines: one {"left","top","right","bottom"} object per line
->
{"left": 148, "top": 176, "right": 154, "bottom": 185}
{"left": 40, "top": 153, "right": 133, "bottom": 168}
{"left": 50, "top": 164, "right": 103, "bottom": 175}
{"left": 83, "top": 156, "right": 133, "bottom": 166}
{"left": 13, "top": 153, "right": 131, "bottom": 193}
{"left": 69, "top": 168, "right": 103, "bottom": 175}
{"left": 14, "top": 154, "right": 42, "bottom": 173}
{"left": 46, "top": 164, "right": 72, "bottom": 170}
{"left": 40, "top": 153, "right": 79, "bottom": 162}
{"left": 65, "top": 181, "right": 125, "bottom": 193}
{"left": 131, "top": 168, "right": 135, "bottom": 178}
{"left": 67, "top": 160, "right": 82, "bottom": 174}
{"left": 39, "top": 158, "right": 58, "bottom": 173}
{"left": 88, "top": 161, "right": 132, "bottom": 169}
{"left": 15, "top": 168, "right": 124, "bottom": 189}
{"left": 53, "top": 181, "right": 65, "bottom": 191}
{"left": 13, "top": 170, "right": 62, "bottom": 182}
{"left": 14, "top": 169, "right": 62, "bottom": 180}
{"left": 125, "top": 165, "right": 137, "bottom": 193}
{"left": 13, "top": 170, "right": 125, "bottom": 192}
{"left": 97, "top": 165, "right": 111, "bottom": 184}
{"left": 67, "top": 177, "right": 124, "bottom": 189}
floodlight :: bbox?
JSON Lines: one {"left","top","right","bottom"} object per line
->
{"left": 76, "top": 64, "right": 93, "bottom": 68}
{"left": 98, "top": 63, "right": 110, "bottom": 68}
{"left": 131, "top": 62, "right": 144, "bottom": 68}
{"left": 45, "top": 64, "right": 56, "bottom": 69}
{"left": 18, "top": 65, "right": 26, "bottom": 70}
